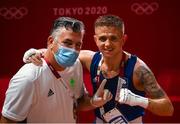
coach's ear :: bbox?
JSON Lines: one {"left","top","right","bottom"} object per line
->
{"left": 47, "top": 36, "right": 54, "bottom": 47}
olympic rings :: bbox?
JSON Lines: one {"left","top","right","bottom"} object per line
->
{"left": 0, "top": 7, "right": 28, "bottom": 20}
{"left": 131, "top": 2, "right": 159, "bottom": 15}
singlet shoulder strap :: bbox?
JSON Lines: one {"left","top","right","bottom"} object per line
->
{"left": 124, "top": 55, "right": 137, "bottom": 79}
{"left": 90, "top": 52, "right": 102, "bottom": 77}
{"left": 90, "top": 52, "right": 102, "bottom": 94}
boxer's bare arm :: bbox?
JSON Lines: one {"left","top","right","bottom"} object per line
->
{"left": 79, "top": 50, "right": 95, "bottom": 71}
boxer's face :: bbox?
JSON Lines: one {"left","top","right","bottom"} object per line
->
{"left": 94, "top": 26, "right": 126, "bottom": 58}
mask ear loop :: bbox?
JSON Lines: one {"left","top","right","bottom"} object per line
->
{"left": 50, "top": 42, "right": 63, "bottom": 55}
{"left": 50, "top": 41, "right": 58, "bottom": 55}
{"left": 50, "top": 44, "right": 55, "bottom": 55}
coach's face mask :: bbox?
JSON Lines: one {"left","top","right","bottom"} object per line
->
{"left": 54, "top": 45, "right": 79, "bottom": 68}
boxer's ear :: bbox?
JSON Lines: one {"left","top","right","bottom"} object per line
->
{"left": 122, "top": 34, "right": 128, "bottom": 46}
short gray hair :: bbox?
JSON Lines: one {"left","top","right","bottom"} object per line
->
{"left": 50, "top": 17, "right": 85, "bottom": 41}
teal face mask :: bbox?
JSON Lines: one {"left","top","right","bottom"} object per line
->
{"left": 54, "top": 46, "right": 79, "bottom": 68}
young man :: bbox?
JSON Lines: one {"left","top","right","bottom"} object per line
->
{"left": 22, "top": 15, "right": 174, "bottom": 123}
{"left": 0, "top": 16, "right": 112, "bottom": 123}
